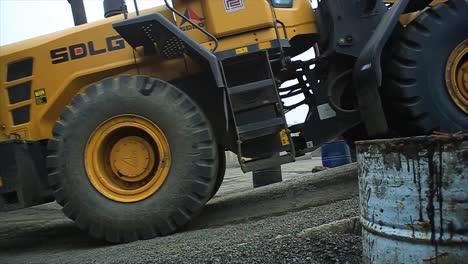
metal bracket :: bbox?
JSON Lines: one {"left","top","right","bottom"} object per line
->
{"left": 353, "top": 0, "right": 410, "bottom": 137}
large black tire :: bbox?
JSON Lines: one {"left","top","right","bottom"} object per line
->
{"left": 382, "top": 0, "right": 468, "bottom": 135}
{"left": 47, "top": 75, "right": 218, "bottom": 243}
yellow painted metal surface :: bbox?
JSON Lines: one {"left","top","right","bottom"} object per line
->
{"left": 0, "top": 0, "right": 317, "bottom": 142}
{"left": 258, "top": 41, "right": 273, "bottom": 50}
{"left": 274, "top": 0, "right": 318, "bottom": 34}
{"left": 445, "top": 40, "right": 468, "bottom": 114}
{"left": 199, "top": 0, "right": 318, "bottom": 52}
{"left": 173, "top": 0, "right": 211, "bottom": 43}
{"left": 280, "top": 129, "right": 290, "bottom": 146}
{"left": 110, "top": 136, "right": 156, "bottom": 181}
{"left": 202, "top": 0, "right": 274, "bottom": 38}
{"left": 235, "top": 47, "right": 249, "bottom": 55}
{"left": 0, "top": 125, "right": 6, "bottom": 140}
{"left": 85, "top": 115, "right": 171, "bottom": 203}
{"left": 399, "top": 12, "right": 420, "bottom": 25}
{"left": 0, "top": 6, "right": 185, "bottom": 141}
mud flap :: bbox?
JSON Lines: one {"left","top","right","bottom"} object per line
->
{"left": 0, "top": 140, "right": 53, "bottom": 212}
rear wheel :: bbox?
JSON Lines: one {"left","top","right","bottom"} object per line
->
{"left": 382, "top": 0, "right": 468, "bottom": 135}
{"left": 47, "top": 75, "right": 218, "bottom": 243}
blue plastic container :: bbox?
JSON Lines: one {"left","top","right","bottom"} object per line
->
{"left": 320, "top": 140, "right": 352, "bottom": 168}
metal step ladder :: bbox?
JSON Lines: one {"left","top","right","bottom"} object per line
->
{"left": 221, "top": 52, "right": 295, "bottom": 172}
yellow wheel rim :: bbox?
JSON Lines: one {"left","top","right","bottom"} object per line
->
{"left": 445, "top": 39, "right": 468, "bottom": 114}
{"left": 85, "top": 115, "right": 171, "bottom": 203}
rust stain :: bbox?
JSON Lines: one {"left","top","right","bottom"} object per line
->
{"left": 416, "top": 221, "right": 432, "bottom": 232}
{"left": 357, "top": 134, "right": 466, "bottom": 264}
{"left": 412, "top": 158, "right": 424, "bottom": 222}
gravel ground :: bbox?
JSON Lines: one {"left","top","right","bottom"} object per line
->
{"left": 0, "top": 198, "right": 361, "bottom": 264}
{"left": 214, "top": 157, "right": 323, "bottom": 198}
{"left": 0, "top": 161, "right": 361, "bottom": 264}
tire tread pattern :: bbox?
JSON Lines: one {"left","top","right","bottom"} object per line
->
{"left": 382, "top": 0, "right": 468, "bottom": 135}
{"left": 47, "top": 75, "right": 217, "bottom": 243}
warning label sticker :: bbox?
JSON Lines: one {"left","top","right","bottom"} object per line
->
{"left": 280, "top": 129, "right": 290, "bottom": 146}
{"left": 224, "top": 0, "right": 245, "bottom": 13}
{"left": 34, "top": 88, "right": 47, "bottom": 105}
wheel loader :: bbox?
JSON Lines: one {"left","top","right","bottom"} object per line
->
{"left": 0, "top": 0, "right": 466, "bottom": 243}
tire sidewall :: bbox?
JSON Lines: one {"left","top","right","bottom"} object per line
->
{"left": 408, "top": 4, "right": 468, "bottom": 132}
{"left": 58, "top": 76, "right": 217, "bottom": 232}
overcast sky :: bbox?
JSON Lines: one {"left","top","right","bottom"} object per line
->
{"left": 0, "top": 0, "right": 310, "bottom": 124}
{"left": 0, "top": 0, "right": 165, "bottom": 45}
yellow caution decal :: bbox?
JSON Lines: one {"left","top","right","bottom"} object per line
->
{"left": 280, "top": 129, "right": 290, "bottom": 146}
{"left": 258, "top": 42, "right": 272, "bottom": 50}
{"left": 235, "top": 47, "right": 249, "bottom": 55}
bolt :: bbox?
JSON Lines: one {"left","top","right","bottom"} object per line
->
{"left": 338, "top": 35, "right": 353, "bottom": 46}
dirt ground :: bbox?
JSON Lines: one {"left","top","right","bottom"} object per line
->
{"left": 0, "top": 160, "right": 361, "bottom": 264}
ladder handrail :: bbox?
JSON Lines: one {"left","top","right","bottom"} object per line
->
{"left": 163, "top": 0, "right": 219, "bottom": 52}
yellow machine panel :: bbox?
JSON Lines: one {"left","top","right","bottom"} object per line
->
{"left": 0, "top": 1, "right": 318, "bottom": 142}
{"left": 202, "top": 0, "right": 274, "bottom": 37}
{"left": 173, "top": 0, "right": 211, "bottom": 43}
{"left": 0, "top": 6, "right": 185, "bottom": 141}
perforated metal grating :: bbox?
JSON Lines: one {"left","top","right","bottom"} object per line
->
{"left": 162, "top": 36, "right": 186, "bottom": 59}
{"left": 142, "top": 25, "right": 156, "bottom": 43}
{"left": 140, "top": 24, "right": 185, "bottom": 59}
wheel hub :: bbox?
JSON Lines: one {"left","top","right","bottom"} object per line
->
{"left": 85, "top": 115, "right": 171, "bottom": 203}
{"left": 110, "top": 136, "right": 155, "bottom": 181}
{"left": 446, "top": 40, "right": 468, "bottom": 114}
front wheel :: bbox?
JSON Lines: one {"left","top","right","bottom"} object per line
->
{"left": 382, "top": 0, "right": 468, "bottom": 135}
{"left": 47, "top": 75, "right": 218, "bottom": 243}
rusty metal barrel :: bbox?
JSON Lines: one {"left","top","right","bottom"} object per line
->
{"left": 356, "top": 135, "right": 467, "bottom": 264}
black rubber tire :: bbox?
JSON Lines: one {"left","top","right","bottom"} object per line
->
{"left": 252, "top": 166, "right": 282, "bottom": 188}
{"left": 209, "top": 146, "right": 226, "bottom": 199}
{"left": 382, "top": 0, "right": 468, "bottom": 135}
{"left": 47, "top": 75, "right": 218, "bottom": 243}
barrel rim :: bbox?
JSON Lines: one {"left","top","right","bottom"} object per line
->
{"left": 355, "top": 134, "right": 467, "bottom": 146}
{"left": 361, "top": 217, "right": 466, "bottom": 245}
